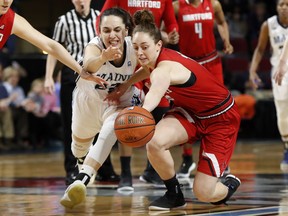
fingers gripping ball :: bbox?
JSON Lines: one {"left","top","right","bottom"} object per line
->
{"left": 114, "top": 106, "right": 155, "bottom": 148}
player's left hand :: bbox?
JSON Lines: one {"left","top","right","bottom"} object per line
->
{"left": 168, "top": 28, "right": 179, "bottom": 45}
{"left": 105, "top": 83, "right": 129, "bottom": 105}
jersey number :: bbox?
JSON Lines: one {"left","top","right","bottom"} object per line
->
{"left": 95, "top": 83, "right": 120, "bottom": 93}
{"left": 0, "top": 34, "right": 3, "bottom": 42}
{"left": 194, "top": 23, "right": 203, "bottom": 39}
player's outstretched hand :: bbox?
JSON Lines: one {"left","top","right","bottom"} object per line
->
{"left": 105, "top": 83, "right": 129, "bottom": 105}
{"left": 80, "top": 69, "right": 108, "bottom": 89}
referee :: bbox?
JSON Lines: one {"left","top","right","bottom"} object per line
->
{"left": 44, "top": 0, "right": 118, "bottom": 185}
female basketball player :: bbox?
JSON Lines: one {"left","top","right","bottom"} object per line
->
{"left": 173, "top": 0, "right": 233, "bottom": 178}
{"left": 0, "top": 0, "right": 105, "bottom": 86}
{"left": 249, "top": 0, "right": 288, "bottom": 172}
{"left": 60, "top": 8, "right": 144, "bottom": 208}
{"left": 107, "top": 9, "right": 241, "bottom": 210}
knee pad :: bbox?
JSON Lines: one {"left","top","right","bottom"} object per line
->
{"left": 71, "top": 139, "right": 93, "bottom": 159}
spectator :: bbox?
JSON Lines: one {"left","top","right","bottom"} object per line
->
{"left": 2, "top": 66, "right": 30, "bottom": 150}
{"left": 23, "top": 78, "right": 62, "bottom": 148}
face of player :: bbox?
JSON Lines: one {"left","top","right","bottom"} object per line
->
{"left": 277, "top": 0, "right": 288, "bottom": 18}
{"left": 0, "top": 0, "right": 13, "bottom": 15}
{"left": 99, "top": 15, "right": 128, "bottom": 51}
{"left": 132, "top": 32, "right": 162, "bottom": 68}
{"left": 72, "top": 0, "right": 91, "bottom": 15}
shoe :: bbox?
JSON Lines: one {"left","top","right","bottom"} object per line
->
{"left": 211, "top": 174, "right": 241, "bottom": 205}
{"left": 60, "top": 180, "right": 86, "bottom": 208}
{"left": 65, "top": 170, "right": 78, "bottom": 186}
{"left": 117, "top": 175, "right": 134, "bottom": 193}
{"left": 280, "top": 150, "right": 288, "bottom": 172}
{"left": 223, "top": 174, "right": 241, "bottom": 192}
{"left": 149, "top": 190, "right": 186, "bottom": 211}
{"left": 176, "top": 155, "right": 196, "bottom": 178}
{"left": 95, "top": 171, "right": 120, "bottom": 182}
{"left": 139, "top": 170, "right": 164, "bottom": 186}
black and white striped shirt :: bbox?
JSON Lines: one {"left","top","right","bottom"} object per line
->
{"left": 52, "top": 9, "right": 99, "bottom": 62}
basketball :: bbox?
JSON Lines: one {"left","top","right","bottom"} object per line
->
{"left": 114, "top": 106, "right": 155, "bottom": 148}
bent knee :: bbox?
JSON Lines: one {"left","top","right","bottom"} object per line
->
{"left": 146, "top": 136, "right": 164, "bottom": 153}
{"left": 71, "top": 135, "right": 93, "bottom": 158}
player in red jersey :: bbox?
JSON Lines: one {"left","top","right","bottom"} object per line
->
{"left": 174, "top": 0, "right": 232, "bottom": 83}
{"left": 106, "top": 9, "right": 241, "bottom": 210}
{"left": 99, "top": 0, "right": 179, "bottom": 45}
{"left": 0, "top": 0, "right": 106, "bottom": 86}
{"left": 173, "top": 0, "right": 233, "bottom": 178}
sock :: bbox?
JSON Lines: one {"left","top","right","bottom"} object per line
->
{"left": 182, "top": 154, "right": 193, "bottom": 164}
{"left": 183, "top": 148, "right": 193, "bottom": 156}
{"left": 120, "top": 156, "right": 131, "bottom": 177}
{"left": 75, "top": 165, "right": 96, "bottom": 186}
{"left": 163, "top": 175, "right": 181, "bottom": 194}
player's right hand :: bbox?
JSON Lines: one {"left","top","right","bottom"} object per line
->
{"left": 249, "top": 72, "right": 262, "bottom": 90}
{"left": 44, "top": 77, "right": 55, "bottom": 95}
{"left": 80, "top": 69, "right": 108, "bottom": 88}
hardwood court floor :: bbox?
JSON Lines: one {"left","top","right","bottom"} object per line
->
{"left": 0, "top": 139, "right": 287, "bottom": 215}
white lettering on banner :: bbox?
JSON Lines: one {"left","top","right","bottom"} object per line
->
{"left": 128, "top": 0, "right": 161, "bottom": 8}
{"left": 183, "top": 12, "right": 212, "bottom": 22}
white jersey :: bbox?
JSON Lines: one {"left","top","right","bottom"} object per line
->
{"left": 76, "top": 36, "right": 139, "bottom": 107}
{"left": 267, "top": 15, "right": 288, "bottom": 100}
{"left": 268, "top": 16, "right": 288, "bottom": 69}
{"left": 72, "top": 36, "right": 143, "bottom": 138}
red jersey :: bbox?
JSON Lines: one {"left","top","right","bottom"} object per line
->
{"left": 177, "top": 0, "right": 215, "bottom": 58}
{"left": 156, "top": 48, "right": 232, "bottom": 118}
{"left": 0, "top": 9, "right": 15, "bottom": 49}
{"left": 100, "top": 0, "right": 178, "bottom": 33}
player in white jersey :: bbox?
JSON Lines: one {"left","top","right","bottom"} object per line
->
{"left": 60, "top": 8, "right": 144, "bottom": 208}
{"left": 249, "top": 0, "right": 288, "bottom": 172}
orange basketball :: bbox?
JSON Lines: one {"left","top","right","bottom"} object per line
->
{"left": 114, "top": 106, "right": 155, "bottom": 148}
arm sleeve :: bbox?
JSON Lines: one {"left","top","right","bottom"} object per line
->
{"left": 162, "top": 0, "right": 179, "bottom": 33}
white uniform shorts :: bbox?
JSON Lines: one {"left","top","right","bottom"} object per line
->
{"left": 271, "top": 67, "right": 288, "bottom": 100}
{"left": 72, "top": 78, "right": 144, "bottom": 139}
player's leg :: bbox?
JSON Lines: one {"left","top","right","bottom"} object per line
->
{"left": 117, "top": 143, "right": 134, "bottom": 192}
{"left": 193, "top": 105, "right": 240, "bottom": 204}
{"left": 177, "top": 143, "right": 196, "bottom": 178}
{"left": 274, "top": 99, "right": 288, "bottom": 171}
{"left": 147, "top": 115, "right": 189, "bottom": 210}
{"left": 61, "top": 111, "right": 119, "bottom": 208}
{"left": 139, "top": 105, "right": 170, "bottom": 186}
{"left": 95, "top": 132, "right": 120, "bottom": 183}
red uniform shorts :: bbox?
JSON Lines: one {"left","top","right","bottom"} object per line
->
{"left": 170, "top": 104, "right": 240, "bottom": 177}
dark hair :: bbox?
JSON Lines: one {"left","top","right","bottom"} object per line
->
{"left": 133, "top": 10, "right": 162, "bottom": 43}
{"left": 99, "top": 7, "right": 134, "bottom": 36}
